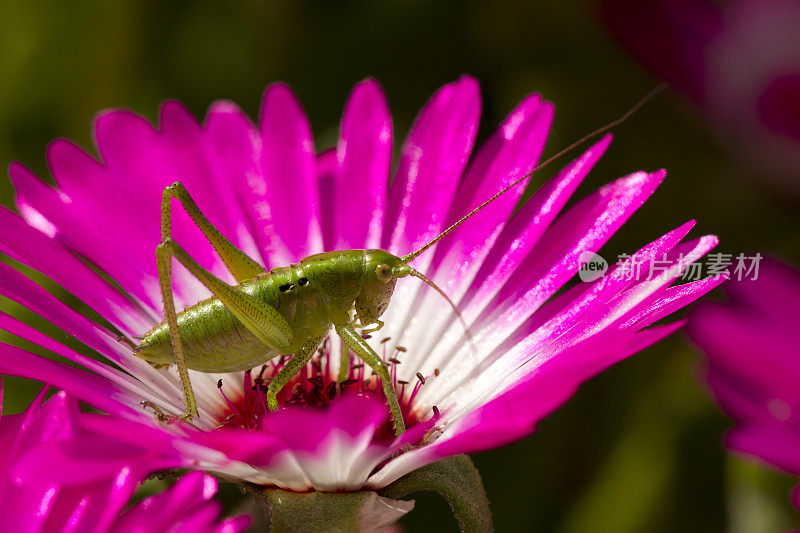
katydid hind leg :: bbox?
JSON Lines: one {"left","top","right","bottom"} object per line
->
{"left": 336, "top": 323, "right": 406, "bottom": 435}
{"left": 156, "top": 242, "right": 198, "bottom": 421}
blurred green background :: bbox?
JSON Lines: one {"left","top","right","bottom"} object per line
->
{"left": 0, "top": 1, "right": 798, "bottom": 531}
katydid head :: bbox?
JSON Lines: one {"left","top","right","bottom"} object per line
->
{"left": 357, "top": 250, "right": 474, "bottom": 348}
{"left": 354, "top": 248, "right": 477, "bottom": 348}
{"left": 355, "top": 250, "right": 405, "bottom": 325}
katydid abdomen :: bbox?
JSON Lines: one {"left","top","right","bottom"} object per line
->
{"left": 135, "top": 262, "right": 334, "bottom": 373}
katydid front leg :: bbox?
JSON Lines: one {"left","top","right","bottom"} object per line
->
{"left": 337, "top": 339, "right": 351, "bottom": 384}
{"left": 336, "top": 322, "right": 406, "bottom": 435}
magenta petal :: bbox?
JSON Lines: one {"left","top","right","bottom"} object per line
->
{"left": 559, "top": 234, "right": 718, "bottom": 344}
{"left": 185, "top": 427, "right": 287, "bottom": 467}
{"left": 0, "top": 392, "right": 142, "bottom": 533}
{"left": 0, "top": 391, "right": 76, "bottom": 533}
{"left": 92, "top": 110, "right": 170, "bottom": 264}
{"left": 422, "top": 230, "right": 711, "bottom": 429}
{"left": 38, "top": 469, "right": 140, "bottom": 533}
{"left": 259, "top": 394, "right": 387, "bottom": 458}
{"left": 159, "top": 101, "right": 261, "bottom": 273}
{"left": 187, "top": 395, "right": 389, "bottom": 468}
{"left": 185, "top": 395, "right": 407, "bottom": 492}
{"left": 219, "top": 515, "right": 254, "bottom": 533}
{"left": 727, "top": 424, "right": 800, "bottom": 476}
{"left": 0, "top": 261, "right": 180, "bottom": 403}
{"left": 94, "top": 108, "right": 162, "bottom": 183}
{"left": 478, "top": 170, "right": 666, "bottom": 345}
{"left": 0, "top": 344, "right": 139, "bottom": 418}
{"left": 42, "top": 140, "right": 163, "bottom": 312}
{"left": 13, "top": 423, "right": 179, "bottom": 487}
{"left": 203, "top": 101, "right": 266, "bottom": 266}
{"left": 623, "top": 274, "right": 727, "bottom": 329}
{"left": 430, "top": 93, "right": 554, "bottom": 293}
{"left": 0, "top": 390, "right": 239, "bottom": 533}
{"left": 146, "top": 470, "right": 214, "bottom": 513}
{"left": 176, "top": 506, "right": 228, "bottom": 531}
{"left": 689, "top": 257, "right": 800, "bottom": 508}
{"left": 383, "top": 76, "right": 481, "bottom": 257}
{"left": 331, "top": 79, "right": 392, "bottom": 250}
{"left": 507, "top": 221, "right": 697, "bottom": 350}
{"left": 461, "top": 135, "right": 613, "bottom": 313}
{"left": 3, "top": 486, "right": 58, "bottom": 533}
{"left": 94, "top": 108, "right": 221, "bottom": 307}
{"left": 435, "top": 322, "right": 683, "bottom": 457}
{"left": 316, "top": 148, "right": 339, "bottom": 249}
{"left": 725, "top": 258, "right": 800, "bottom": 318}
{"left": 558, "top": 233, "right": 723, "bottom": 340}
{"left": 691, "top": 307, "right": 800, "bottom": 407}
{"left": 91, "top": 467, "right": 144, "bottom": 532}
{"left": 4, "top": 170, "right": 155, "bottom": 335}
{"left": 0, "top": 313, "right": 153, "bottom": 401}
{"left": 373, "top": 321, "right": 685, "bottom": 487}
{"left": 267, "top": 394, "right": 386, "bottom": 452}
{"left": 0, "top": 390, "right": 74, "bottom": 487}
{"left": 248, "top": 83, "right": 322, "bottom": 264}
{"left": 0, "top": 260, "right": 131, "bottom": 362}
{"left": 390, "top": 95, "right": 558, "bottom": 366}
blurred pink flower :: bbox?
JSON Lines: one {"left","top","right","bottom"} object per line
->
{"left": 0, "top": 385, "right": 250, "bottom": 533}
{"left": 599, "top": 0, "right": 800, "bottom": 191}
{"left": 0, "top": 77, "right": 722, "bottom": 493}
{"left": 688, "top": 259, "right": 800, "bottom": 509}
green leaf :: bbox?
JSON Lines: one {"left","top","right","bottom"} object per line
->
{"left": 379, "top": 454, "right": 493, "bottom": 532}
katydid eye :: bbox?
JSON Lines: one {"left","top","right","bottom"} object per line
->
{"left": 376, "top": 264, "right": 392, "bottom": 283}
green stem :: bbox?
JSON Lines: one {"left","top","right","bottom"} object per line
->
{"left": 379, "top": 454, "right": 493, "bottom": 533}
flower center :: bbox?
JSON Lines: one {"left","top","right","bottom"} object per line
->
{"left": 214, "top": 336, "right": 437, "bottom": 443}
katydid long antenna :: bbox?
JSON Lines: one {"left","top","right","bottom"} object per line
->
{"left": 400, "top": 83, "right": 667, "bottom": 265}
{"left": 395, "top": 83, "right": 665, "bottom": 353}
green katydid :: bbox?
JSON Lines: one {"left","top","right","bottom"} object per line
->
{"left": 133, "top": 85, "right": 663, "bottom": 435}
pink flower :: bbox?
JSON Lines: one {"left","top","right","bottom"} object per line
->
{"left": 0, "top": 77, "right": 722, "bottom": 494}
{"left": 0, "top": 384, "right": 250, "bottom": 533}
{"left": 599, "top": 0, "right": 800, "bottom": 192}
{"left": 688, "top": 259, "right": 800, "bottom": 509}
